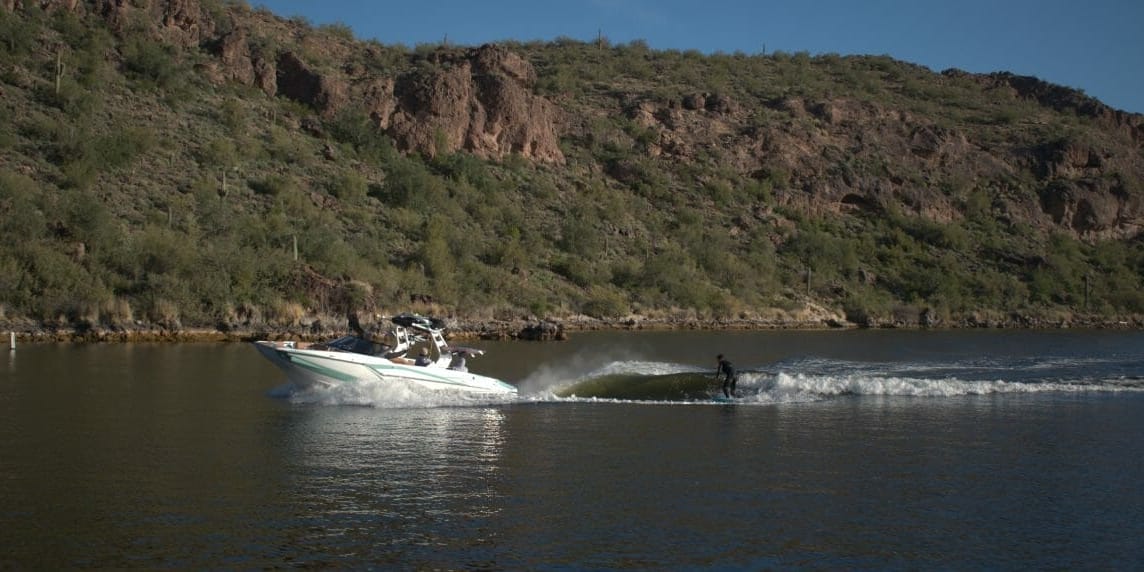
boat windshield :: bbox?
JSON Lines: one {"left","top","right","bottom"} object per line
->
{"left": 324, "top": 336, "right": 391, "bottom": 356}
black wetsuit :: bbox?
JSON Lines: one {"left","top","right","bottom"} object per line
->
{"left": 717, "top": 359, "right": 738, "bottom": 398}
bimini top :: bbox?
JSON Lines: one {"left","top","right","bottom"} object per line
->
{"left": 391, "top": 313, "right": 446, "bottom": 332}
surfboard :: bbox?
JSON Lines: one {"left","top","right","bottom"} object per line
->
{"left": 711, "top": 395, "right": 736, "bottom": 403}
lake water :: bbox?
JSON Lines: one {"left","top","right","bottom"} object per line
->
{"left": 2, "top": 330, "right": 1143, "bottom": 569}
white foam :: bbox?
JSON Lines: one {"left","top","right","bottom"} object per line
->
{"left": 740, "top": 370, "right": 1136, "bottom": 402}
{"left": 516, "top": 352, "right": 696, "bottom": 395}
{"left": 587, "top": 360, "right": 699, "bottom": 377}
{"left": 277, "top": 380, "right": 517, "bottom": 409}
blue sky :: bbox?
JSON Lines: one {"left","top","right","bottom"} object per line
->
{"left": 254, "top": 0, "right": 1144, "bottom": 114}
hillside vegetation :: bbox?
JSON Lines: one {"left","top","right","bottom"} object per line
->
{"left": 1, "top": 1, "right": 1143, "bottom": 337}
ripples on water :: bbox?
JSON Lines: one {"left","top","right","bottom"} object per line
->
{"left": 275, "top": 407, "right": 509, "bottom": 566}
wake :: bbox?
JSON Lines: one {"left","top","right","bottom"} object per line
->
{"left": 269, "top": 356, "right": 1143, "bottom": 408}
{"left": 530, "top": 356, "right": 1144, "bottom": 405}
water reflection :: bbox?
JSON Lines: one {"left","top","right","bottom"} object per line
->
{"left": 273, "top": 405, "right": 508, "bottom": 565}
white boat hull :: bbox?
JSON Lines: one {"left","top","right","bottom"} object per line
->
{"left": 253, "top": 341, "right": 517, "bottom": 397}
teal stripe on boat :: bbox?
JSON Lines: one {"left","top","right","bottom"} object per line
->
{"left": 368, "top": 363, "right": 486, "bottom": 388}
{"left": 288, "top": 355, "right": 361, "bottom": 383}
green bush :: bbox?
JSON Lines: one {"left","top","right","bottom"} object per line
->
{"left": 249, "top": 173, "right": 297, "bottom": 196}
{"left": 34, "top": 75, "right": 100, "bottom": 115}
{"left": 96, "top": 127, "right": 153, "bottom": 169}
{"left": 552, "top": 255, "right": 597, "bottom": 288}
{"left": 220, "top": 98, "right": 249, "bottom": 136}
{"left": 0, "top": 9, "right": 37, "bottom": 59}
{"left": 199, "top": 137, "right": 239, "bottom": 169}
{"left": 122, "top": 36, "right": 182, "bottom": 90}
{"left": 329, "top": 172, "right": 368, "bottom": 204}
{"left": 21, "top": 243, "right": 108, "bottom": 321}
{"left": 0, "top": 173, "right": 47, "bottom": 241}
{"left": 581, "top": 285, "right": 629, "bottom": 318}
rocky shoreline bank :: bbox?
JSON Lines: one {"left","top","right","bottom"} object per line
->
{"left": 2, "top": 312, "right": 1141, "bottom": 344}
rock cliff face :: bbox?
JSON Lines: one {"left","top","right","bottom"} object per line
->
{"left": 384, "top": 45, "right": 563, "bottom": 163}
{"left": 252, "top": 43, "right": 564, "bottom": 163}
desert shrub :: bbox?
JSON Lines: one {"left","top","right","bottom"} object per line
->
{"left": 34, "top": 73, "right": 100, "bottom": 116}
{"left": 21, "top": 244, "right": 107, "bottom": 321}
{"left": 552, "top": 255, "right": 596, "bottom": 288}
{"left": 0, "top": 122, "right": 14, "bottom": 150}
{"left": 328, "top": 106, "right": 391, "bottom": 156}
{"left": 559, "top": 209, "right": 602, "bottom": 257}
{"left": 319, "top": 22, "right": 356, "bottom": 42}
{"left": 132, "top": 225, "right": 199, "bottom": 278}
{"left": 0, "top": 253, "right": 30, "bottom": 311}
{"left": 782, "top": 225, "right": 859, "bottom": 283}
{"left": 898, "top": 216, "right": 970, "bottom": 251}
{"left": 73, "top": 28, "right": 115, "bottom": 89}
{"left": 704, "top": 179, "right": 734, "bottom": 206}
{"left": 0, "top": 9, "right": 37, "bottom": 59}
{"left": 122, "top": 35, "right": 181, "bottom": 90}
{"left": 842, "top": 288, "right": 894, "bottom": 325}
{"left": 143, "top": 295, "right": 183, "bottom": 327}
{"left": 50, "top": 9, "right": 88, "bottom": 48}
{"left": 380, "top": 157, "right": 448, "bottom": 210}
{"left": 536, "top": 66, "right": 578, "bottom": 95}
{"left": 220, "top": 98, "right": 248, "bottom": 136}
{"left": 640, "top": 247, "right": 708, "bottom": 307}
{"left": 59, "top": 188, "right": 117, "bottom": 254}
{"left": 417, "top": 215, "right": 456, "bottom": 280}
{"left": 99, "top": 296, "right": 135, "bottom": 327}
{"left": 609, "top": 257, "right": 643, "bottom": 289}
{"left": 249, "top": 173, "right": 297, "bottom": 196}
{"left": 0, "top": 173, "right": 47, "bottom": 240}
{"left": 329, "top": 172, "right": 368, "bottom": 204}
{"left": 96, "top": 127, "right": 153, "bottom": 169}
{"left": 581, "top": 285, "right": 629, "bottom": 318}
{"left": 265, "top": 125, "right": 311, "bottom": 164}
{"left": 199, "top": 137, "right": 239, "bottom": 169}
{"left": 49, "top": 123, "right": 151, "bottom": 187}
{"left": 431, "top": 151, "right": 493, "bottom": 189}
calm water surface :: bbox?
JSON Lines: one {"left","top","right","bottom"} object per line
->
{"left": 1, "top": 330, "right": 1143, "bottom": 569}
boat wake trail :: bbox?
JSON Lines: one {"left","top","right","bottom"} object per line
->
{"left": 533, "top": 356, "right": 1144, "bottom": 405}
{"left": 268, "top": 354, "right": 1143, "bottom": 407}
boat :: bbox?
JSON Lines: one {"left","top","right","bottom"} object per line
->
{"left": 253, "top": 313, "right": 518, "bottom": 398}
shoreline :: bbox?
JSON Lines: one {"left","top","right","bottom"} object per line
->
{"left": 3, "top": 313, "right": 1142, "bottom": 344}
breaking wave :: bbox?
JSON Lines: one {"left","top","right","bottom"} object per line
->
{"left": 530, "top": 356, "right": 1144, "bottom": 405}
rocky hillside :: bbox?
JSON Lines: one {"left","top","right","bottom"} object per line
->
{"left": 1, "top": 0, "right": 1143, "bottom": 338}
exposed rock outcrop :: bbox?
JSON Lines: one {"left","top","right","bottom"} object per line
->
{"left": 384, "top": 44, "right": 564, "bottom": 163}
{"left": 224, "top": 40, "right": 564, "bottom": 162}
{"left": 275, "top": 51, "right": 348, "bottom": 117}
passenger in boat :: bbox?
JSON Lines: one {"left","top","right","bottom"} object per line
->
{"left": 715, "top": 354, "right": 738, "bottom": 398}
{"left": 415, "top": 347, "right": 433, "bottom": 367}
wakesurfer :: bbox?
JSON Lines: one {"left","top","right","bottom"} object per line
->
{"left": 715, "top": 354, "right": 738, "bottom": 398}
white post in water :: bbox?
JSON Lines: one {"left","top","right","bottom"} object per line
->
{"left": 8, "top": 332, "right": 14, "bottom": 351}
